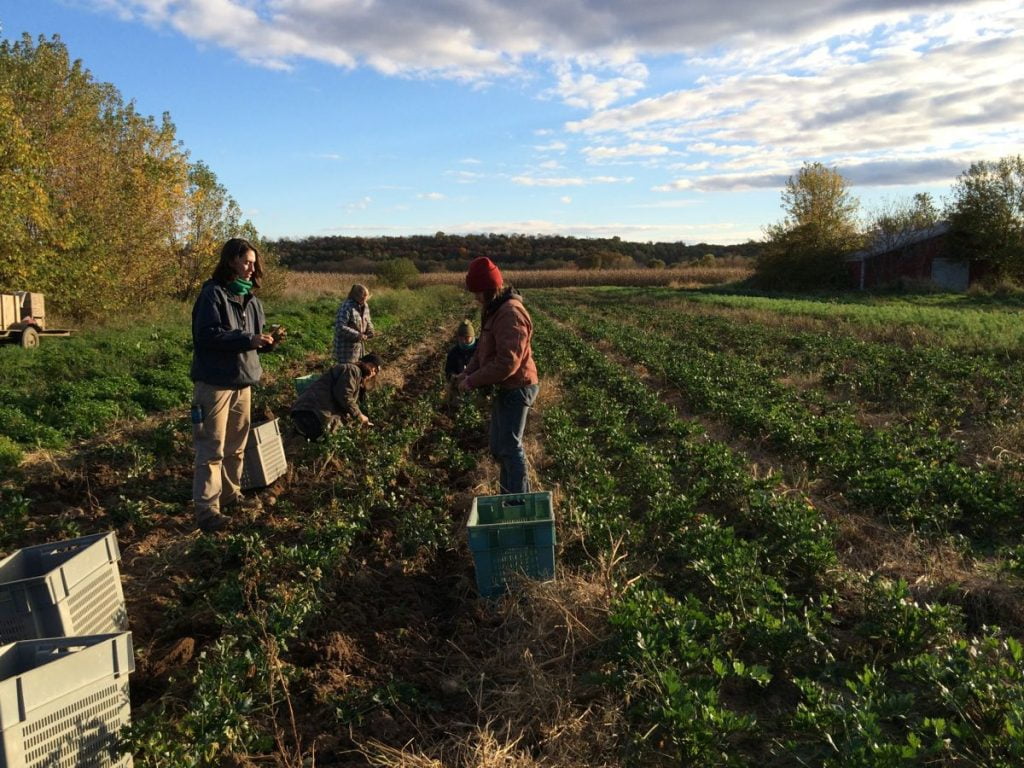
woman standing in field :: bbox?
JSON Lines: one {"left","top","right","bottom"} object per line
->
{"left": 333, "top": 283, "right": 375, "bottom": 364}
{"left": 190, "top": 238, "right": 281, "bottom": 533}
{"left": 457, "top": 257, "right": 539, "bottom": 494}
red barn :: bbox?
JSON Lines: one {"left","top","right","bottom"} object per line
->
{"left": 846, "top": 222, "right": 984, "bottom": 291}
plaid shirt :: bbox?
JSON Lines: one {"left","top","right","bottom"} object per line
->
{"left": 332, "top": 298, "right": 374, "bottom": 364}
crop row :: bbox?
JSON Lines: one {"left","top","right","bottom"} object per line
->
{"left": 680, "top": 290, "right": 1024, "bottom": 354}
{"left": 555, "top": 288, "right": 1024, "bottom": 440}
{"left": 537, "top": 292, "right": 1024, "bottom": 541}
{"left": 114, "top": 288, "right": 473, "bottom": 765}
{"left": 530, "top": 309, "right": 1024, "bottom": 766}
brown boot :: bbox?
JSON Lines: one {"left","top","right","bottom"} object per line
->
{"left": 222, "top": 494, "right": 263, "bottom": 515}
{"left": 196, "top": 511, "right": 230, "bottom": 533}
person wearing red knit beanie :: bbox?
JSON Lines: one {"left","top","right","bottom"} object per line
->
{"left": 465, "top": 256, "right": 503, "bottom": 292}
{"left": 457, "top": 257, "right": 540, "bottom": 494}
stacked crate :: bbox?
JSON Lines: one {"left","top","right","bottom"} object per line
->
{"left": 0, "top": 533, "right": 128, "bottom": 644}
{"left": 0, "top": 633, "right": 134, "bottom": 768}
{"left": 0, "top": 533, "right": 134, "bottom": 766}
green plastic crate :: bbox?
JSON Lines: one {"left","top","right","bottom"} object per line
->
{"left": 467, "top": 492, "right": 555, "bottom": 598}
{"left": 294, "top": 374, "right": 317, "bottom": 395}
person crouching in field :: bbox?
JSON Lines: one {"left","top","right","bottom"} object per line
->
{"left": 333, "top": 284, "right": 375, "bottom": 364}
{"left": 290, "top": 353, "right": 383, "bottom": 440}
{"left": 443, "top": 319, "right": 477, "bottom": 406}
{"left": 190, "top": 238, "right": 283, "bottom": 533}
{"left": 456, "top": 257, "right": 539, "bottom": 494}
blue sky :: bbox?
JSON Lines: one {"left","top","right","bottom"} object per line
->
{"left": 2, "top": 0, "right": 1021, "bottom": 244}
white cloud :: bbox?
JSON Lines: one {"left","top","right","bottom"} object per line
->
{"left": 660, "top": 156, "right": 971, "bottom": 192}
{"left": 446, "top": 170, "right": 485, "bottom": 183}
{"left": 546, "top": 58, "right": 648, "bottom": 109}
{"left": 567, "top": 4, "right": 1022, "bottom": 194}
{"left": 512, "top": 175, "right": 633, "bottom": 187}
{"left": 560, "top": 196, "right": 573, "bottom": 204}
{"left": 583, "top": 142, "right": 671, "bottom": 161}
{"left": 97, "top": 0, "right": 1018, "bottom": 92}
{"left": 629, "top": 199, "right": 702, "bottom": 209}
{"left": 686, "top": 143, "right": 753, "bottom": 156}
{"left": 344, "top": 195, "right": 372, "bottom": 211}
{"left": 668, "top": 161, "right": 711, "bottom": 171}
{"left": 418, "top": 192, "right": 446, "bottom": 200}
{"left": 92, "top": 0, "right": 1022, "bottom": 226}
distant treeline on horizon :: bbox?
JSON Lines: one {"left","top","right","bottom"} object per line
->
{"left": 270, "top": 233, "right": 762, "bottom": 272}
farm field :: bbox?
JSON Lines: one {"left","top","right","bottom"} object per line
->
{"left": 1, "top": 284, "right": 1023, "bottom": 767}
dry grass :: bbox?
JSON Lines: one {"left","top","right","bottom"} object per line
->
{"left": 831, "top": 507, "right": 1024, "bottom": 633}
{"left": 413, "top": 265, "right": 752, "bottom": 289}
{"left": 281, "top": 265, "right": 751, "bottom": 298}
{"left": 357, "top": 573, "right": 625, "bottom": 768}
{"left": 281, "top": 271, "right": 382, "bottom": 299}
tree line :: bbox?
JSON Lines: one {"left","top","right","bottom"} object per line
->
{"left": 270, "top": 232, "right": 762, "bottom": 274}
{"left": 0, "top": 34, "right": 273, "bottom": 319}
{"left": 757, "top": 157, "right": 1024, "bottom": 289}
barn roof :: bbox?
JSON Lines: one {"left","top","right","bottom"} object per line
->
{"left": 846, "top": 220, "right": 952, "bottom": 262}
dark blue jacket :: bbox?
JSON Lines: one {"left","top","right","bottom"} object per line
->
{"left": 445, "top": 342, "right": 477, "bottom": 378}
{"left": 190, "top": 279, "right": 266, "bottom": 387}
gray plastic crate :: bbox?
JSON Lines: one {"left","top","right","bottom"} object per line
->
{"left": 0, "top": 533, "right": 127, "bottom": 644}
{"left": 241, "top": 418, "right": 287, "bottom": 490}
{"left": 467, "top": 492, "right": 556, "bottom": 598}
{"left": 0, "top": 632, "right": 134, "bottom": 768}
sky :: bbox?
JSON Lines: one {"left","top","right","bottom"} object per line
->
{"left": 2, "top": 0, "right": 1022, "bottom": 245}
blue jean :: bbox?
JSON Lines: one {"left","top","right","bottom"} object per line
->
{"left": 489, "top": 383, "right": 540, "bottom": 494}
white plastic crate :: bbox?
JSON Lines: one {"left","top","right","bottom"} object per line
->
{"left": 0, "top": 632, "right": 134, "bottom": 768}
{"left": 241, "top": 418, "right": 287, "bottom": 490}
{"left": 0, "top": 533, "right": 127, "bottom": 645}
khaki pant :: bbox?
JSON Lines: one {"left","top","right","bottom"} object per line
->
{"left": 192, "top": 382, "right": 251, "bottom": 520}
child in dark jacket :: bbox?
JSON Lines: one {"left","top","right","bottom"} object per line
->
{"left": 445, "top": 319, "right": 477, "bottom": 381}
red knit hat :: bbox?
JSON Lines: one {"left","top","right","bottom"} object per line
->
{"left": 465, "top": 257, "right": 503, "bottom": 292}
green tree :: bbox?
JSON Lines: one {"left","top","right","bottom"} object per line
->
{"left": 866, "top": 192, "right": 940, "bottom": 251}
{"left": 0, "top": 33, "right": 264, "bottom": 315}
{"left": 757, "top": 162, "right": 862, "bottom": 288}
{"left": 576, "top": 250, "right": 634, "bottom": 269}
{"left": 0, "top": 86, "right": 52, "bottom": 288}
{"left": 947, "top": 155, "right": 1024, "bottom": 278}
{"left": 0, "top": 34, "right": 188, "bottom": 315}
{"left": 172, "top": 161, "right": 242, "bottom": 299}
{"left": 376, "top": 257, "right": 419, "bottom": 288}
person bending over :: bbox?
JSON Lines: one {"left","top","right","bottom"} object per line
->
{"left": 291, "top": 354, "right": 383, "bottom": 440}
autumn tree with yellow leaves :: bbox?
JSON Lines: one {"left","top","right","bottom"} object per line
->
{"left": 0, "top": 34, "right": 267, "bottom": 317}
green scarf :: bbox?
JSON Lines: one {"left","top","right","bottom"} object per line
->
{"left": 227, "top": 278, "right": 252, "bottom": 296}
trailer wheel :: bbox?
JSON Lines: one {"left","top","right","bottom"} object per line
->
{"left": 19, "top": 326, "right": 39, "bottom": 349}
